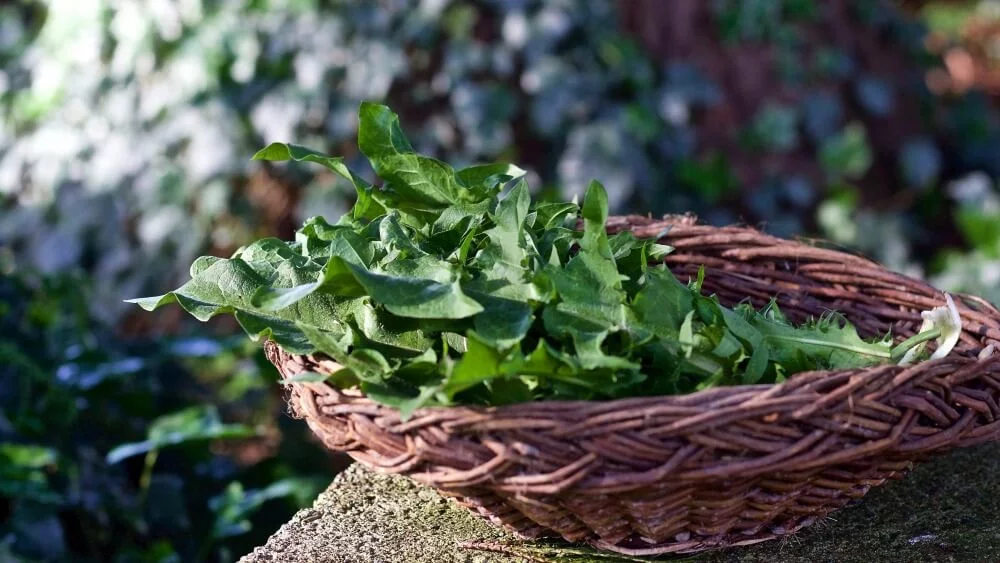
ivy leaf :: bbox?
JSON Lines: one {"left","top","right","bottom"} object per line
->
{"left": 820, "top": 122, "right": 872, "bottom": 181}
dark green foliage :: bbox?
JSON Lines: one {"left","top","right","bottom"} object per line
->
{"left": 0, "top": 273, "right": 329, "bottom": 562}
{"left": 134, "top": 104, "right": 906, "bottom": 414}
{"left": 745, "top": 104, "right": 800, "bottom": 153}
{"left": 819, "top": 123, "right": 874, "bottom": 182}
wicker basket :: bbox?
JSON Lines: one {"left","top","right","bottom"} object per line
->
{"left": 266, "top": 216, "right": 1000, "bottom": 556}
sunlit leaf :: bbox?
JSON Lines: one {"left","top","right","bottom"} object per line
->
{"left": 106, "top": 406, "right": 259, "bottom": 464}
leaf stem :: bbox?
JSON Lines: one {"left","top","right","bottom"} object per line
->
{"left": 685, "top": 352, "right": 725, "bottom": 377}
{"left": 765, "top": 334, "right": 891, "bottom": 359}
{"left": 890, "top": 328, "right": 942, "bottom": 363}
{"left": 138, "top": 448, "right": 159, "bottom": 508}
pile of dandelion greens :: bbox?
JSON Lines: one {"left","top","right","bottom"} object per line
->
{"left": 130, "top": 103, "right": 960, "bottom": 416}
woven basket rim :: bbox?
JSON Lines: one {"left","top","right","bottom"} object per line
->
{"left": 270, "top": 342, "right": 998, "bottom": 430}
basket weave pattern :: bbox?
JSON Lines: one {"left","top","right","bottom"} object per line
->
{"left": 266, "top": 217, "right": 1000, "bottom": 555}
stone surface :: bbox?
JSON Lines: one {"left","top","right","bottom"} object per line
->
{"left": 241, "top": 442, "right": 1000, "bottom": 563}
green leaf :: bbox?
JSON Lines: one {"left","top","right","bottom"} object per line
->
{"left": 465, "top": 181, "right": 541, "bottom": 304}
{"left": 630, "top": 268, "right": 693, "bottom": 337}
{"left": 720, "top": 306, "right": 769, "bottom": 384}
{"left": 210, "top": 478, "right": 325, "bottom": 540}
{"left": 819, "top": 122, "right": 873, "bottom": 181}
{"left": 531, "top": 201, "right": 578, "bottom": 230}
{"left": 295, "top": 321, "right": 352, "bottom": 359}
{"left": 430, "top": 200, "right": 492, "bottom": 254}
{"left": 297, "top": 219, "right": 376, "bottom": 266}
{"left": 443, "top": 332, "right": 506, "bottom": 398}
{"left": 580, "top": 180, "right": 611, "bottom": 255}
{"left": 752, "top": 312, "right": 891, "bottom": 370}
{"left": 251, "top": 250, "right": 366, "bottom": 311}
{"left": 473, "top": 296, "right": 534, "bottom": 349}
{"left": 0, "top": 444, "right": 56, "bottom": 468}
{"left": 350, "top": 301, "right": 431, "bottom": 353}
{"left": 234, "top": 311, "right": 314, "bottom": 353}
{"left": 340, "top": 258, "right": 484, "bottom": 319}
{"left": 253, "top": 143, "right": 348, "bottom": 173}
{"left": 487, "top": 377, "right": 534, "bottom": 405}
{"left": 0, "top": 444, "right": 61, "bottom": 504}
{"left": 513, "top": 340, "right": 642, "bottom": 394}
{"left": 252, "top": 283, "right": 323, "bottom": 311}
{"left": 284, "top": 371, "right": 332, "bottom": 383}
{"left": 253, "top": 142, "right": 385, "bottom": 220}
{"left": 743, "top": 345, "right": 770, "bottom": 384}
{"left": 361, "top": 382, "right": 442, "bottom": 420}
{"left": 546, "top": 252, "right": 627, "bottom": 330}
{"left": 106, "top": 406, "right": 258, "bottom": 464}
{"left": 679, "top": 310, "right": 696, "bottom": 357}
{"left": 358, "top": 102, "right": 469, "bottom": 207}
{"left": 455, "top": 162, "right": 526, "bottom": 190}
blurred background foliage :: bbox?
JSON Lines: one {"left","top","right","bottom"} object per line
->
{"left": 2, "top": 0, "right": 1000, "bottom": 561}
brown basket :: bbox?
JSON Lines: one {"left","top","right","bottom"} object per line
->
{"left": 266, "top": 216, "right": 1000, "bottom": 556}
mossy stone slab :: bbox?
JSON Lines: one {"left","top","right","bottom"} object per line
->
{"left": 241, "top": 442, "right": 1000, "bottom": 562}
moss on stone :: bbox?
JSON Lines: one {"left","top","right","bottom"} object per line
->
{"left": 703, "top": 441, "right": 1000, "bottom": 562}
{"left": 241, "top": 442, "right": 1000, "bottom": 562}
